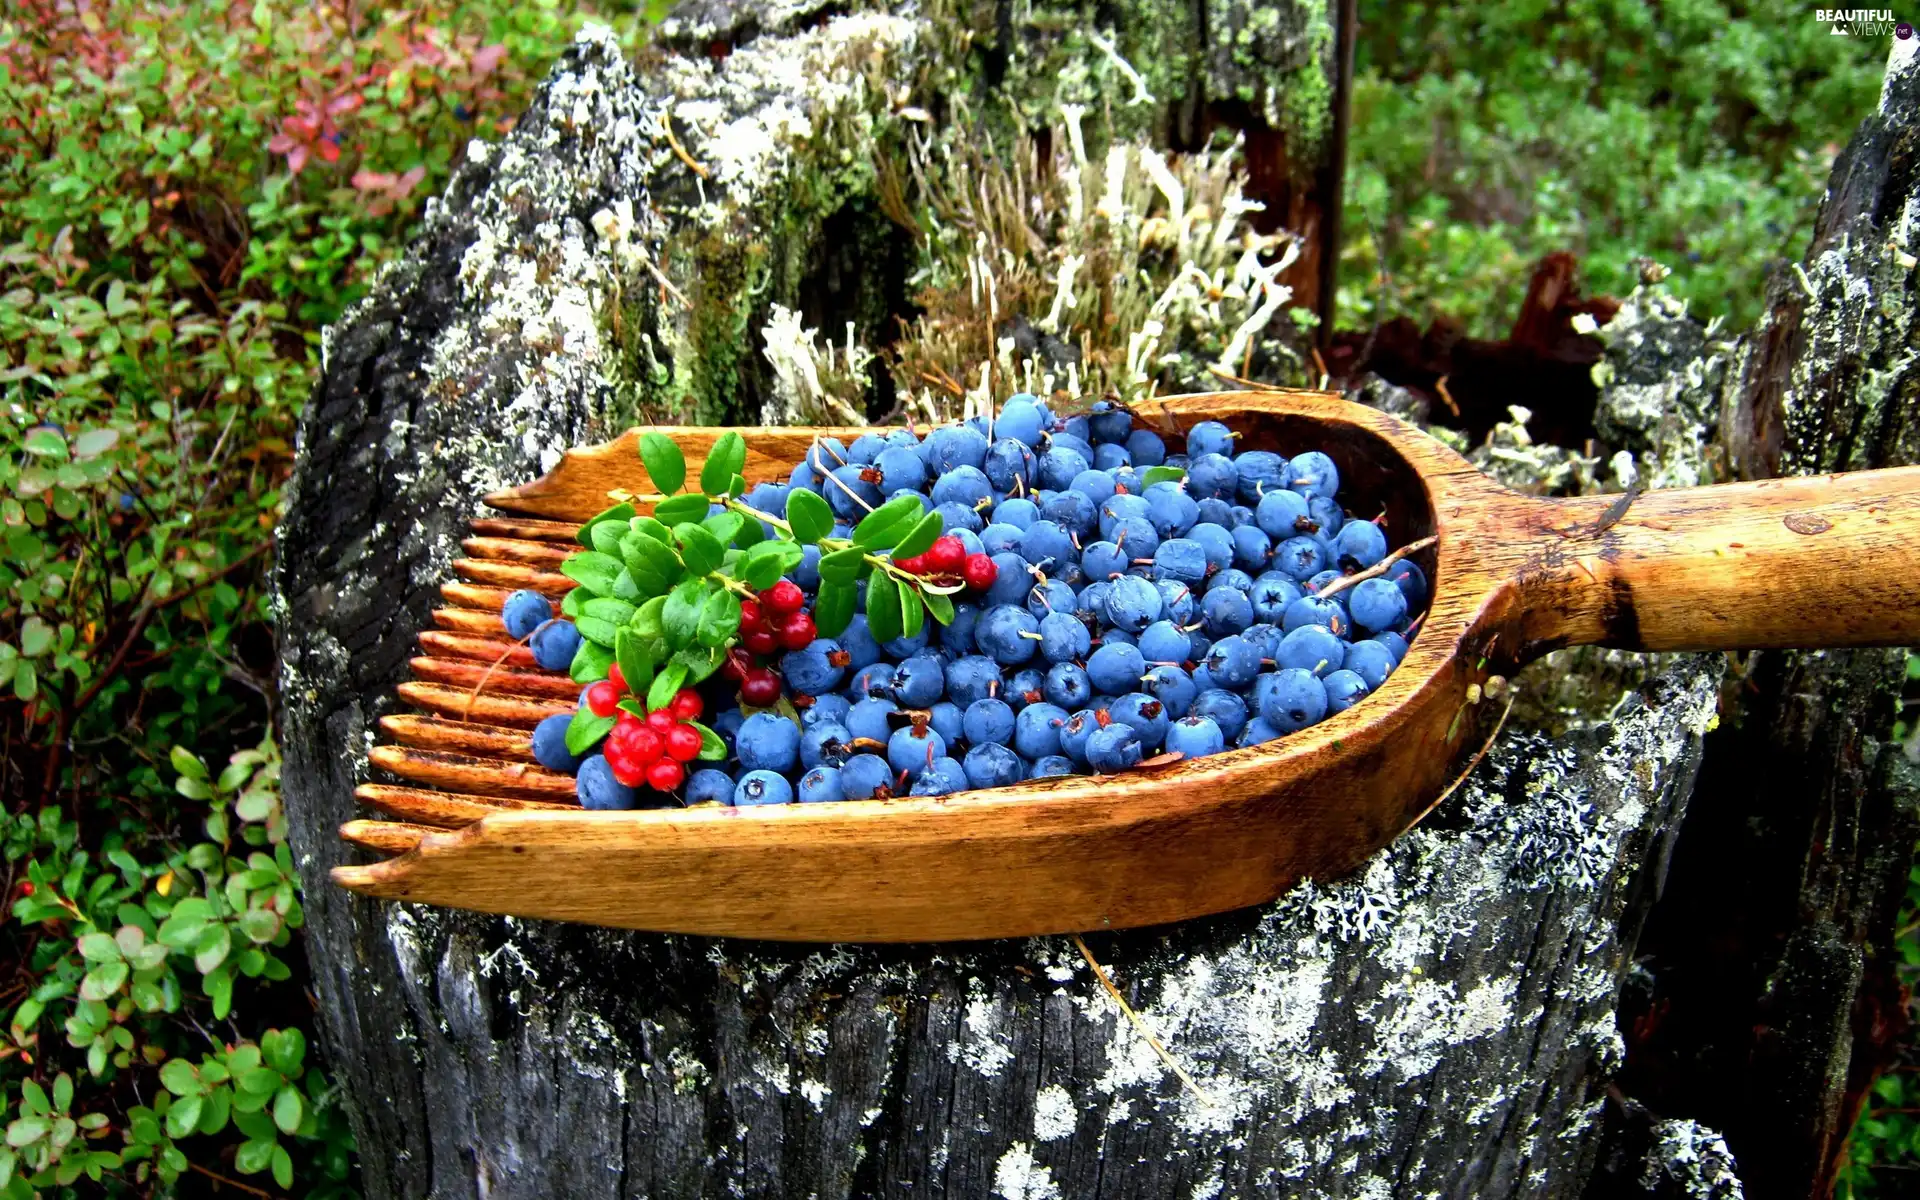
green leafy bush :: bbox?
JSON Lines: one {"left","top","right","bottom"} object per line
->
{"left": 1341, "top": 0, "right": 1885, "bottom": 334}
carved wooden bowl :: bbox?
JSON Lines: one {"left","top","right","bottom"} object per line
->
{"left": 330, "top": 389, "right": 1920, "bottom": 942}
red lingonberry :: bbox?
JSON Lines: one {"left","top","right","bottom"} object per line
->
{"left": 721, "top": 648, "right": 751, "bottom": 680}
{"left": 963, "top": 552, "right": 998, "bottom": 591}
{"left": 740, "top": 669, "right": 782, "bottom": 707}
{"left": 665, "top": 723, "right": 703, "bottom": 761}
{"left": 763, "top": 579, "right": 805, "bottom": 615}
{"left": 630, "top": 727, "right": 665, "bottom": 764}
{"left": 585, "top": 680, "right": 620, "bottom": 717}
{"left": 776, "top": 610, "right": 817, "bottom": 651}
{"left": 614, "top": 708, "right": 643, "bottom": 730}
{"left": 608, "top": 754, "right": 648, "bottom": 788}
{"left": 646, "top": 758, "right": 685, "bottom": 791}
{"left": 743, "top": 628, "right": 779, "bottom": 656}
{"left": 893, "top": 553, "right": 927, "bottom": 575}
{"left": 608, "top": 663, "right": 628, "bottom": 693}
{"left": 924, "top": 535, "right": 965, "bottom": 574}
{"left": 646, "top": 710, "right": 676, "bottom": 733}
{"left": 739, "top": 598, "right": 764, "bottom": 631}
{"left": 669, "top": 688, "right": 703, "bottom": 721}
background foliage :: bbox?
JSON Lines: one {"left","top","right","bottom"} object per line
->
{"left": 0, "top": 0, "right": 1902, "bottom": 1193}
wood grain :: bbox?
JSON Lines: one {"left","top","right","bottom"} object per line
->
{"left": 331, "top": 389, "right": 1920, "bottom": 941}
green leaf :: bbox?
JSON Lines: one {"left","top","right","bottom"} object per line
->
{"left": 272, "top": 1144, "right": 293, "bottom": 1190}
{"left": 817, "top": 546, "right": 867, "bottom": 585}
{"left": 733, "top": 511, "right": 766, "bottom": 547}
{"left": 560, "top": 551, "right": 621, "bottom": 596}
{"left": 890, "top": 510, "right": 945, "bottom": 559}
{"left": 702, "top": 510, "right": 745, "bottom": 547}
{"left": 738, "top": 540, "right": 803, "bottom": 591}
{"left": 700, "top": 432, "right": 748, "bottom": 495}
{"left": 674, "top": 523, "right": 725, "bottom": 576}
{"left": 901, "top": 588, "right": 925, "bottom": 640}
{"left": 589, "top": 520, "right": 625, "bottom": 557}
{"left": 611, "top": 568, "right": 643, "bottom": 601}
{"left": 565, "top": 708, "right": 615, "bottom": 756}
{"left": 630, "top": 515, "right": 671, "bottom": 543}
{"left": 52, "top": 1073, "right": 71, "bottom": 1113}
{"left": 77, "top": 933, "right": 120, "bottom": 962}
{"left": 814, "top": 580, "right": 857, "bottom": 638}
{"left": 631, "top": 595, "right": 667, "bottom": 638}
{"left": 573, "top": 615, "right": 619, "bottom": 647}
{"left": 194, "top": 924, "right": 231, "bottom": 974}
{"left": 6, "top": 1117, "right": 47, "bottom": 1148}
{"left": 19, "top": 616, "right": 53, "bottom": 658}
{"left": 614, "top": 628, "right": 655, "bottom": 696}
{"left": 568, "top": 640, "right": 614, "bottom": 683}
{"left": 561, "top": 588, "right": 589, "bottom": 619}
{"left": 235, "top": 1138, "right": 274, "bottom": 1175}
{"left": 73, "top": 428, "right": 118, "bottom": 459}
{"left": 165, "top": 1094, "right": 203, "bottom": 1139}
{"left": 867, "top": 574, "right": 903, "bottom": 643}
{"left": 647, "top": 662, "right": 689, "bottom": 712}
{"left": 853, "top": 495, "right": 924, "bottom": 549}
{"left": 80, "top": 961, "right": 127, "bottom": 1001}
{"left": 673, "top": 645, "right": 726, "bottom": 684}
{"left": 786, "top": 488, "right": 833, "bottom": 543}
{"left": 697, "top": 589, "right": 742, "bottom": 647}
{"left": 653, "top": 493, "right": 711, "bottom": 527}
{"left": 576, "top": 501, "right": 636, "bottom": 549}
{"left": 621, "top": 530, "right": 681, "bottom": 594}
{"left": 922, "top": 589, "right": 955, "bottom": 625}
{"left": 22, "top": 427, "right": 67, "bottom": 459}
{"left": 688, "top": 721, "right": 727, "bottom": 761}
{"left": 261, "top": 1028, "right": 304, "bottom": 1077}
{"left": 662, "top": 579, "right": 705, "bottom": 649}
{"left": 583, "top": 597, "right": 638, "bottom": 626}
{"left": 1142, "top": 465, "right": 1187, "bottom": 487}
{"left": 638, "top": 432, "right": 686, "bottom": 494}
{"left": 272, "top": 1086, "right": 303, "bottom": 1135}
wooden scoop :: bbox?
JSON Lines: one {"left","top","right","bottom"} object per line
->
{"left": 330, "top": 389, "right": 1920, "bottom": 942}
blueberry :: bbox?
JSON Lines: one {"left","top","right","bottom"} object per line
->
{"left": 1282, "top": 596, "right": 1348, "bottom": 638}
{"left": 1087, "top": 642, "right": 1147, "bottom": 694}
{"left": 1104, "top": 575, "right": 1163, "bottom": 633}
{"left": 1227, "top": 504, "right": 1256, "bottom": 529}
{"left": 1230, "top": 524, "right": 1273, "bottom": 573}
{"left": 1086, "top": 724, "right": 1144, "bottom": 773}
{"left": 1274, "top": 535, "right": 1328, "bottom": 581}
{"left": 984, "top": 439, "right": 1037, "bottom": 493}
{"left": 1027, "top": 578, "right": 1078, "bottom": 620}
{"left": 1093, "top": 443, "right": 1133, "bottom": 472}
{"left": 1154, "top": 579, "right": 1197, "bottom": 624}
{"left": 1017, "top": 520, "right": 1076, "bottom": 571}
{"left": 1060, "top": 709, "right": 1101, "bottom": 765}
{"left": 1308, "top": 495, "right": 1345, "bottom": 535}
{"left": 1260, "top": 668, "right": 1328, "bottom": 733}
{"left": 795, "top": 544, "right": 823, "bottom": 592}
{"left": 1105, "top": 515, "right": 1160, "bottom": 562}
{"left": 1081, "top": 539, "right": 1130, "bottom": 580}
{"left": 847, "top": 433, "right": 888, "bottom": 463}
{"left": 945, "top": 656, "right": 1004, "bottom": 707}
{"left": 840, "top": 753, "right": 897, "bottom": 799}
{"left": 1100, "top": 628, "right": 1137, "bottom": 647}
{"left": 1190, "top": 688, "right": 1248, "bottom": 739}
{"left": 1210, "top": 567, "right": 1256, "bottom": 596}
{"left": 1137, "top": 620, "right": 1190, "bottom": 665}
{"left": 1202, "top": 587, "right": 1254, "bottom": 636}
{"left": 984, "top": 551, "right": 1033, "bottom": 607}
{"left": 1142, "top": 664, "right": 1197, "bottom": 719}
{"left": 875, "top": 445, "right": 929, "bottom": 493}
{"left": 1153, "top": 538, "right": 1209, "bottom": 585}
{"left": 1166, "top": 715, "right": 1225, "bottom": 760}
{"left": 1288, "top": 450, "right": 1339, "bottom": 497}
{"left": 738, "top": 713, "right": 801, "bottom": 773}
{"left": 1077, "top": 580, "right": 1113, "bottom": 619}
{"left": 996, "top": 395, "right": 1046, "bottom": 445}
{"left": 1144, "top": 481, "right": 1199, "bottom": 538}
{"left": 1126, "top": 429, "right": 1167, "bottom": 466}
{"left": 892, "top": 653, "right": 947, "bottom": 707}
{"left": 973, "top": 604, "right": 1037, "bottom": 666}
{"left": 1232, "top": 451, "right": 1289, "bottom": 504}
{"left": 888, "top": 724, "right": 947, "bottom": 775}
{"left": 1109, "top": 692, "right": 1170, "bottom": 750}
{"left": 577, "top": 755, "right": 637, "bottom": 810}
{"left": 934, "top": 500, "right": 985, "bottom": 534}
{"left": 848, "top": 662, "right": 897, "bottom": 701}
{"left": 1204, "top": 634, "right": 1263, "bottom": 688}
{"left": 1009, "top": 666, "right": 1050, "bottom": 710}
{"left": 1275, "top": 625, "right": 1344, "bottom": 678}
{"left": 502, "top": 588, "right": 553, "bottom": 639}
{"left": 1237, "top": 717, "right": 1282, "bottom": 747}
{"left": 1343, "top": 639, "right": 1398, "bottom": 689}
{"left": 1323, "top": 669, "right": 1371, "bottom": 714}
{"left": 1188, "top": 523, "right": 1235, "bottom": 574}
{"left": 910, "top": 755, "right": 973, "bottom": 795}
{"left": 1037, "top": 445, "right": 1090, "bottom": 491}
{"left": 798, "top": 765, "right": 846, "bottom": 803}
{"left": 941, "top": 604, "right": 982, "bottom": 655}
{"left": 838, "top": 616, "right": 885, "bottom": 670}
{"left": 530, "top": 619, "right": 581, "bottom": 670}
{"left": 1029, "top": 755, "right": 1077, "bottom": 779}
{"left": 1195, "top": 497, "right": 1236, "bottom": 528}
{"left": 1306, "top": 569, "right": 1344, "bottom": 595}
{"left": 1241, "top": 622, "right": 1284, "bottom": 661}
{"left": 1098, "top": 491, "right": 1152, "bottom": 537}
{"left": 932, "top": 464, "right": 993, "bottom": 510}
{"left": 736, "top": 769, "right": 796, "bottom": 806}
{"left": 928, "top": 424, "right": 990, "bottom": 473}
{"left": 687, "top": 768, "right": 735, "bottom": 805}
{"left": 882, "top": 622, "right": 932, "bottom": 660}
{"left": 1071, "top": 468, "right": 1118, "bottom": 506}
{"left": 1045, "top": 662, "right": 1093, "bottom": 709}
{"left": 1042, "top": 489, "right": 1098, "bottom": 538}
{"left": 801, "top": 721, "right": 852, "bottom": 769}
{"left": 531, "top": 712, "right": 583, "bottom": 773}
{"left": 963, "top": 698, "right": 1016, "bottom": 746}
{"left": 713, "top": 708, "right": 747, "bottom": 742}
{"left": 784, "top": 638, "right": 848, "bottom": 695}
{"left": 1037, "top": 611, "right": 1092, "bottom": 663}
{"left": 846, "top": 697, "right": 900, "bottom": 743}
{"left": 995, "top": 497, "right": 1040, "bottom": 529}
{"left": 981, "top": 522, "right": 1025, "bottom": 555}
{"left": 1013, "top": 702, "right": 1070, "bottom": 758}
{"left": 1333, "top": 520, "right": 1388, "bottom": 570}
{"left": 1185, "top": 420, "right": 1235, "bottom": 459}
{"left": 1373, "top": 630, "right": 1411, "bottom": 662}
{"left": 964, "top": 743, "right": 1025, "bottom": 789}
{"left": 1185, "top": 452, "right": 1238, "bottom": 500}
{"left": 826, "top": 464, "right": 883, "bottom": 520}
{"left": 1349, "top": 577, "right": 1409, "bottom": 632}
{"left": 1088, "top": 405, "right": 1133, "bottom": 445}
{"left": 1388, "top": 559, "right": 1429, "bottom": 608}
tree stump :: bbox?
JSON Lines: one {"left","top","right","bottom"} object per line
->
{"left": 275, "top": 16, "right": 1916, "bottom": 1199}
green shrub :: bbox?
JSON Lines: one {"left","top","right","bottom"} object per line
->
{"left": 1341, "top": 0, "right": 1885, "bottom": 335}
{"left": 0, "top": 0, "right": 642, "bottom": 1192}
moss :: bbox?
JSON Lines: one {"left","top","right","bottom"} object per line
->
{"left": 680, "top": 230, "right": 772, "bottom": 427}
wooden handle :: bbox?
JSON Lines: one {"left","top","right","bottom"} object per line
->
{"left": 1511, "top": 466, "right": 1920, "bottom": 655}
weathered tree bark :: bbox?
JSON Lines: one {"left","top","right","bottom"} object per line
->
{"left": 273, "top": 12, "right": 1917, "bottom": 1200}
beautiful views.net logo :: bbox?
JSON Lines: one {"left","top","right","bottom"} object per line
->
{"left": 1815, "top": 8, "right": 1911, "bottom": 35}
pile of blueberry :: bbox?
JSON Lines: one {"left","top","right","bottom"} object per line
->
{"left": 506, "top": 396, "right": 1428, "bottom": 809}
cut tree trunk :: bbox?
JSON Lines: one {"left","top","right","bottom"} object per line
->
{"left": 273, "top": 13, "right": 1917, "bottom": 1200}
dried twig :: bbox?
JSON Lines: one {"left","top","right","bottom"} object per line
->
{"left": 1314, "top": 535, "right": 1438, "bottom": 600}
{"left": 463, "top": 624, "right": 542, "bottom": 721}
{"left": 1409, "top": 691, "right": 1515, "bottom": 830}
{"left": 1071, "top": 934, "right": 1214, "bottom": 1105}
{"left": 661, "top": 108, "right": 710, "bottom": 179}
